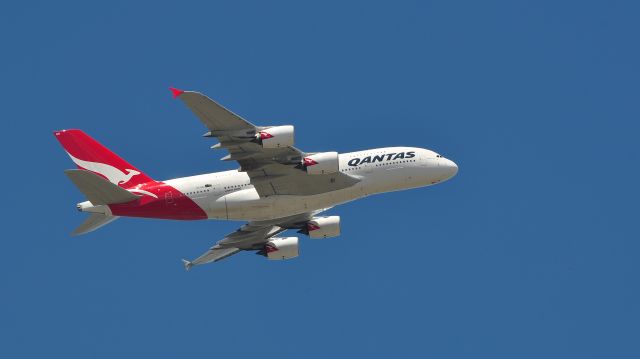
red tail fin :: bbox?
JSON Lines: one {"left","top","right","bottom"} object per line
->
{"left": 54, "top": 129, "right": 154, "bottom": 188}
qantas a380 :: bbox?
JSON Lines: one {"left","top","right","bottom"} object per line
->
{"left": 54, "top": 88, "right": 458, "bottom": 269}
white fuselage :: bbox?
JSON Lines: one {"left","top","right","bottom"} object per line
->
{"left": 164, "top": 147, "right": 458, "bottom": 221}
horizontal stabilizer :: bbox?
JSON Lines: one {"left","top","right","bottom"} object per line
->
{"left": 64, "top": 169, "right": 140, "bottom": 205}
{"left": 73, "top": 213, "right": 119, "bottom": 236}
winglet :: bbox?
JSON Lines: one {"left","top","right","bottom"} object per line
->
{"left": 182, "top": 259, "right": 193, "bottom": 271}
{"left": 169, "top": 87, "right": 185, "bottom": 98}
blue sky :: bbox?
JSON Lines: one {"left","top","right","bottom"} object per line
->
{"left": 1, "top": 0, "right": 638, "bottom": 357}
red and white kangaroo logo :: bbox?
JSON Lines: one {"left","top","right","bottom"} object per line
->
{"left": 67, "top": 153, "right": 140, "bottom": 185}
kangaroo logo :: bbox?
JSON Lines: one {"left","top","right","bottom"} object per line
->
{"left": 67, "top": 153, "right": 140, "bottom": 185}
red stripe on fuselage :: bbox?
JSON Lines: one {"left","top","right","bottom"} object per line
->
{"left": 108, "top": 181, "right": 207, "bottom": 220}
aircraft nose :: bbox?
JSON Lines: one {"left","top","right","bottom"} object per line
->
{"left": 440, "top": 158, "right": 458, "bottom": 179}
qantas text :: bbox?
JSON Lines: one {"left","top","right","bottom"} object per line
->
{"left": 347, "top": 151, "right": 415, "bottom": 166}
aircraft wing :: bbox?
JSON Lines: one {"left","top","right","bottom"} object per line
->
{"left": 171, "top": 88, "right": 257, "bottom": 132}
{"left": 182, "top": 210, "right": 327, "bottom": 269}
{"left": 172, "top": 89, "right": 360, "bottom": 196}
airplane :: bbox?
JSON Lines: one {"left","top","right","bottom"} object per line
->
{"left": 54, "top": 88, "right": 458, "bottom": 269}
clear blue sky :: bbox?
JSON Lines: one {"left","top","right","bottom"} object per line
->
{"left": 1, "top": 1, "right": 638, "bottom": 358}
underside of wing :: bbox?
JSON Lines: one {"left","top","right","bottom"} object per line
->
{"left": 247, "top": 164, "right": 360, "bottom": 196}
{"left": 173, "top": 89, "right": 256, "bottom": 132}
{"left": 172, "top": 89, "right": 361, "bottom": 197}
{"left": 182, "top": 247, "right": 241, "bottom": 270}
{"left": 182, "top": 210, "right": 329, "bottom": 269}
{"left": 223, "top": 142, "right": 360, "bottom": 196}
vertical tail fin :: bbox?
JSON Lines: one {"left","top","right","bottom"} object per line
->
{"left": 53, "top": 129, "right": 154, "bottom": 188}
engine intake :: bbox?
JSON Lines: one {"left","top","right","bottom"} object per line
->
{"left": 258, "top": 237, "right": 299, "bottom": 260}
{"left": 303, "top": 152, "right": 339, "bottom": 175}
{"left": 301, "top": 216, "right": 341, "bottom": 239}
{"left": 255, "top": 125, "right": 294, "bottom": 148}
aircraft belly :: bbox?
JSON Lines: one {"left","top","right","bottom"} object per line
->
{"left": 209, "top": 186, "right": 364, "bottom": 221}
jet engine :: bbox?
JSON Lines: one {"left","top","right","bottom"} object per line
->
{"left": 258, "top": 237, "right": 299, "bottom": 260}
{"left": 301, "top": 216, "right": 341, "bottom": 239}
{"left": 256, "top": 125, "right": 294, "bottom": 148}
{"left": 303, "top": 152, "right": 339, "bottom": 175}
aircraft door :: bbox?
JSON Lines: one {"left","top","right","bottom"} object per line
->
{"left": 165, "top": 191, "right": 174, "bottom": 206}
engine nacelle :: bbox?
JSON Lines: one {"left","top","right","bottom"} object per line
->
{"left": 303, "top": 152, "right": 339, "bottom": 175}
{"left": 257, "top": 125, "right": 294, "bottom": 148}
{"left": 305, "top": 216, "right": 341, "bottom": 239}
{"left": 260, "top": 237, "right": 299, "bottom": 260}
